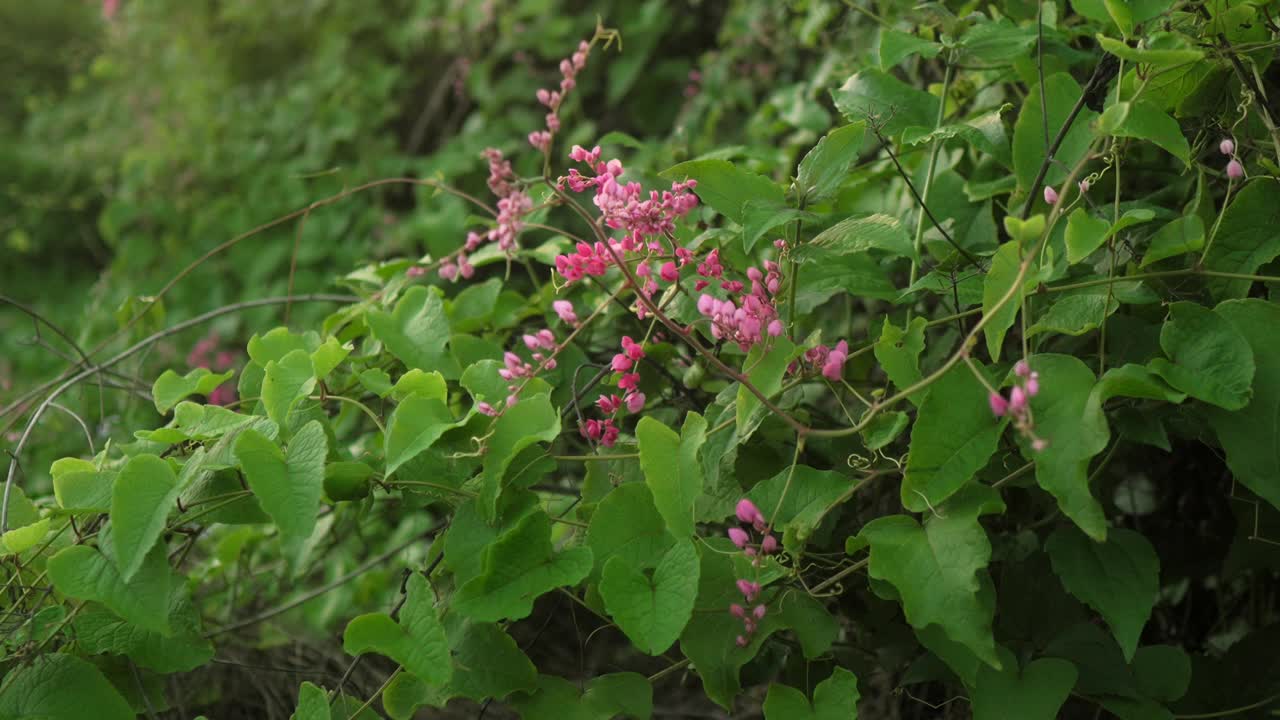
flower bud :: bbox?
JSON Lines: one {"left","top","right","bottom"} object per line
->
{"left": 727, "top": 527, "right": 750, "bottom": 549}
{"left": 1014, "top": 359, "right": 1030, "bottom": 378}
{"left": 1009, "top": 386, "right": 1028, "bottom": 413}
{"left": 1220, "top": 138, "right": 1235, "bottom": 156}
{"left": 1078, "top": 178, "right": 1091, "bottom": 193}
{"left": 760, "top": 534, "right": 779, "bottom": 555}
{"left": 1043, "top": 185, "right": 1059, "bottom": 205}
{"left": 1227, "top": 159, "right": 1244, "bottom": 180}
{"left": 736, "top": 499, "right": 763, "bottom": 525}
{"left": 729, "top": 603, "right": 746, "bottom": 618}
{"left": 753, "top": 604, "right": 767, "bottom": 620}
{"left": 989, "top": 392, "right": 1009, "bottom": 417}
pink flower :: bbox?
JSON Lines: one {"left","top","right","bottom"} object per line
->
{"left": 102, "top": 0, "right": 119, "bottom": 19}
{"left": 729, "top": 604, "right": 746, "bottom": 618}
{"left": 625, "top": 391, "right": 645, "bottom": 413}
{"left": 1043, "top": 185, "right": 1059, "bottom": 205}
{"left": 552, "top": 300, "right": 578, "bottom": 325}
{"left": 760, "top": 534, "right": 778, "bottom": 555}
{"left": 406, "top": 266, "right": 426, "bottom": 278}
{"left": 611, "top": 354, "right": 633, "bottom": 372}
{"left": 1079, "top": 179, "right": 1091, "bottom": 193}
{"left": 989, "top": 392, "right": 1009, "bottom": 417}
{"left": 1032, "top": 437, "right": 1049, "bottom": 452}
{"left": 1220, "top": 138, "right": 1235, "bottom": 156}
{"left": 728, "top": 528, "right": 750, "bottom": 549}
{"left": 1227, "top": 159, "right": 1245, "bottom": 180}
{"left": 752, "top": 605, "right": 767, "bottom": 620}
{"left": 1025, "top": 375, "right": 1040, "bottom": 397}
{"left": 621, "top": 336, "right": 644, "bottom": 361}
{"left": 1009, "top": 386, "right": 1028, "bottom": 413}
{"left": 736, "top": 579, "right": 761, "bottom": 602}
{"left": 477, "top": 402, "right": 497, "bottom": 416}
{"left": 736, "top": 499, "right": 764, "bottom": 526}
{"left": 660, "top": 261, "right": 679, "bottom": 283}
{"left": 735, "top": 635, "right": 749, "bottom": 648}
{"left": 1014, "top": 359, "right": 1030, "bottom": 377}
{"left": 596, "top": 394, "right": 622, "bottom": 414}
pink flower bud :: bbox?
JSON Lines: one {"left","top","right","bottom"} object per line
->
{"left": 1014, "top": 359, "right": 1030, "bottom": 377}
{"left": 1043, "top": 185, "right": 1059, "bottom": 205}
{"left": 1078, "top": 179, "right": 1091, "bottom": 193}
{"left": 752, "top": 604, "right": 767, "bottom": 620}
{"left": 989, "top": 392, "right": 1009, "bottom": 417}
{"left": 1025, "top": 377, "right": 1040, "bottom": 397}
{"left": 1220, "top": 138, "right": 1235, "bottom": 156}
{"left": 760, "top": 534, "right": 778, "bottom": 555}
{"left": 477, "top": 402, "right": 497, "bottom": 416}
{"left": 1009, "top": 385, "right": 1028, "bottom": 413}
{"left": 1227, "top": 159, "right": 1244, "bottom": 180}
{"left": 728, "top": 528, "right": 749, "bottom": 548}
{"left": 552, "top": 299, "right": 578, "bottom": 325}
{"left": 736, "top": 499, "right": 763, "bottom": 525}
{"left": 735, "top": 635, "right": 749, "bottom": 648}
{"left": 660, "top": 261, "right": 679, "bottom": 283}
{"left": 736, "top": 579, "right": 761, "bottom": 602}
{"left": 611, "top": 354, "right": 633, "bottom": 373}
{"left": 1032, "top": 438, "right": 1049, "bottom": 452}
{"left": 625, "top": 391, "right": 645, "bottom": 413}
{"left": 729, "top": 603, "right": 746, "bottom": 618}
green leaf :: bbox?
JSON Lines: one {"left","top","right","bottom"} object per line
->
{"left": 737, "top": 337, "right": 798, "bottom": 441}
{"left": 1065, "top": 208, "right": 1112, "bottom": 264}
{"left": 234, "top": 421, "right": 328, "bottom": 563}
{"left": 1013, "top": 73, "right": 1098, "bottom": 192}
{"left": 511, "top": 673, "right": 653, "bottom": 720}
{"left": 878, "top": 27, "right": 939, "bottom": 68}
{"left": 342, "top": 572, "right": 451, "bottom": 685}
{"left": 857, "top": 484, "right": 1005, "bottom": 668}
{"left": 637, "top": 413, "right": 706, "bottom": 538}
{"left": 324, "top": 461, "right": 374, "bottom": 502}
{"left": 261, "top": 349, "right": 316, "bottom": 430}
{"left": 1097, "top": 34, "right": 1204, "bottom": 66}
{"left": 792, "top": 213, "right": 915, "bottom": 264}
{"left": 478, "top": 393, "right": 560, "bottom": 521}
{"left": 600, "top": 540, "right": 699, "bottom": 655}
{"left": 1026, "top": 355, "right": 1109, "bottom": 541}
{"left": 367, "top": 286, "right": 458, "bottom": 377}
{"left": 382, "top": 619, "right": 538, "bottom": 714}
{"left": 742, "top": 202, "right": 811, "bottom": 252}
{"left": 902, "top": 363, "right": 1002, "bottom": 512}
{"left": 875, "top": 316, "right": 926, "bottom": 399}
{"left": 1205, "top": 300, "right": 1280, "bottom": 512}
{"left": 775, "top": 591, "right": 840, "bottom": 659}
{"left": 1047, "top": 526, "right": 1159, "bottom": 661}
{"left": 902, "top": 105, "right": 1013, "bottom": 168}
{"left": 983, "top": 240, "right": 1027, "bottom": 360}
{"left": 384, "top": 392, "right": 460, "bottom": 477}
{"left": 75, "top": 592, "right": 213, "bottom": 673}
{"left": 1027, "top": 292, "right": 1119, "bottom": 338}
{"left": 586, "top": 483, "right": 672, "bottom": 575}
{"left": 763, "top": 667, "right": 860, "bottom": 719}
{"left": 152, "top": 367, "right": 235, "bottom": 414}
{"left": 48, "top": 544, "right": 172, "bottom": 634}
{"left": 1133, "top": 645, "right": 1191, "bottom": 702}
{"left": 51, "top": 457, "right": 113, "bottom": 513}
{"left": 862, "top": 411, "right": 909, "bottom": 451}
{"left": 795, "top": 122, "right": 867, "bottom": 203}
{"left": 110, "top": 454, "right": 179, "bottom": 582}
{"left": 832, "top": 69, "right": 939, "bottom": 136}
{"left": 659, "top": 159, "right": 784, "bottom": 224}
{"left": 2, "top": 518, "right": 49, "bottom": 555}
{"left": 1204, "top": 180, "right": 1280, "bottom": 300}
{"left": 797, "top": 253, "right": 900, "bottom": 312}
{"left": 290, "top": 682, "right": 331, "bottom": 720}
{"left": 1141, "top": 215, "right": 1204, "bottom": 267}
{"left": 1148, "top": 302, "right": 1254, "bottom": 410}
{"left": 969, "top": 648, "right": 1077, "bottom": 720}
{"left": 453, "top": 511, "right": 593, "bottom": 622}
{"left": 0, "top": 654, "right": 134, "bottom": 720}
{"left": 957, "top": 18, "right": 1037, "bottom": 62}
{"left": 1098, "top": 100, "right": 1190, "bottom": 165}
{"left": 747, "top": 465, "right": 855, "bottom": 551}
{"left": 310, "top": 337, "right": 351, "bottom": 381}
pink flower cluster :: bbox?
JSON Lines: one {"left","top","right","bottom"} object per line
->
{"left": 1220, "top": 138, "right": 1245, "bottom": 180}
{"left": 579, "top": 336, "right": 647, "bottom": 449}
{"left": 496, "top": 329, "right": 560, "bottom": 408}
{"left": 552, "top": 299, "right": 579, "bottom": 326}
{"left": 694, "top": 260, "right": 784, "bottom": 352}
{"left": 989, "top": 359, "right": 1048, "bottom": 452}
{"left": 187, "top": 332, "right": 237, "bottom": 406}
{"left": 797, "top": 340, "right": 850, "bottom": 381}
{"left": 528, "top": 41, "right": 591, "bottom": 153}
{"left": 443, "top": 149, "right": 532, "bottom": 281}
{"left": 727, "top": 499, "right": 776, "bottom": 648}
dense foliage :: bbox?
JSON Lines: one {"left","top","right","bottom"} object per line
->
{"left": 4, "top": 0, "right": 1280, "bottom": 718}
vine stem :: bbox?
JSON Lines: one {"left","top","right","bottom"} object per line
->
{"left": 348, "top": 666, "right": 402, "bottom": 717}
{"left": 810, "top": 558, "right": 869, "bottom": 595}
{"left": 1173, "top": 690, "right": 1280, "bottom": 719}
{"left": 906, "top": 59, "right": 956, "bottom": 310}
{"left": 1, "top": 293, "right": 356, "bottom": 533}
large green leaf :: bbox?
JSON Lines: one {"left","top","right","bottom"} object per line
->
{"left": 585, "top": 482, "right": 672, "bottom": 576}
{"left": 636, "top": 413, "right": 706, "bottom": 538}
{"left": 151, "top": 367, "right": 235, "bottom": 414}
{"left": 1098, "top": 100, "right": 1190, "bottom": 164}
{"left": 384, "top": 392, "right": 461, "bottom": 477}
{"left": 1148, "top": 302, "right": 1254, "bottom": 410}
{"left": 47, "top": 544, "right": 172, "bottom": 635}
{"left": 1047, "top": 526, "right": 1160, "bottom": 661}
{"left": 1013, "top": 73, "right": 1098, "bottom": 192}
{"left": 1206, "top": 300, "right": 1280, "bottom": 511}
{"left": 290, "top": 682, "right": 331, "bottom": 720}
{"left": 982, "top": 240, "right": 1027, "bottom": 360}
{"left": 110, "top": 454, "right": 179, "bottom": 582}
{"left": 599, "top": 540, "right": 699, "bottom": 655}
{"left": 660, "top": 159, "right": 783, "bottom": 224}
{"left": 1141, "top": 215, "right": 1204, "bottom": 267}
{"left": 763, "top": 667, "right": 860, "bottom": 719}
{"left": 902, "top": 363, "right": 1002, "bottom": 512}
{"left": 1065, "top": 208, "right": 1112, "bottom": 264}
{"left": 0, "top": 654, "right": 134, "bottom": 720}
{"left": 747, "top": 465, "right": 856, "bottom": 551}
{"left": 795, "top": 122, "right": 866, "bottom": 204}
{"left": 737, "top": 336, "right": 798, "bottom": 442}
{"left": 1027, "top": 292, "right": 1119, "bottom": 338}
{"left": 74, "top": 591, "right": 213, "bottom": 673}
{"left": 510, "top": 673, "right": 653, "bottom": 720}
{"left": 234, "top": 420, "right": 328, "bottom": 563}
{"left": 342, "top": 572, "right": 451, "bottom": 685}
{"left": 968, "top": 648, "right": 1077, "bottom": 720}
{"left": 832, "top": 69, "right": 939, "bottom": 136}
{"left": 261, "top": 349, "right": 316, "bottom": 430}
{"left": 855, "top": 484, "right": 1005, "bottom": 668}
{"left": 453, "top": 511, "right": 592, "bottom": 622}
{"left": 791, "top": 214, "right": 915, "bottom": 264}
{"left": 367, "top": 286, "right": 458, "bottom": 377}
{"left": 382, "top": 620, "right": 538, "bottom": 714}
{"left": 874, "top": 316, "right": 926, "bottom": 400}
{"left": 51, "top": 457, "right": 114, "bottom": 513}
{"left": 1204, "top": 180, "right": 1280, "bottom": 299}
{"left": 478, "top": 393, "right": 560, "bottom": 521}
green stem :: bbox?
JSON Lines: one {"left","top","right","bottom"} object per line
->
{"left": 906, "top": 60, "right": 954, "bottom": 319}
